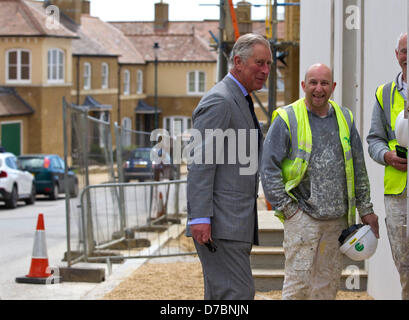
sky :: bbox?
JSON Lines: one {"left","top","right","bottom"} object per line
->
{"left": 89, "top": 0, "right": 279, "bottom": 22}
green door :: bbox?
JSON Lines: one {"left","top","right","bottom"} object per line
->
{"left": 1, "top": 122, "right": 21, "bottom": 156}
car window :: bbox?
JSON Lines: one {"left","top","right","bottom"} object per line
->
{"left": 133, "top": 150, "right": 150, "bottom": 159}
{"left": 19, "top": 158, "right": 44, "bottom": 169}
{"left": 57, "top": 157, "right": 66, "bottom": 169}
{"left": 6, "top": 156, "right": 18, "bottom": 170}
{"left": 51, "top": 157, "right": 62, "bottom": 169}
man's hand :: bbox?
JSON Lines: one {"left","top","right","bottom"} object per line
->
{"left": 384, "top": 150, "right": 407, "bottom": 172}
{"left": 361, "top": 213, "right": 380, "bottom": 239}
{"left": 190, "top": 223, "right": 211, "bottom": 245}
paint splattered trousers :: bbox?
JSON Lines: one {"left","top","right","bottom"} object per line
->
{"left": 282, "top": 210, "right": 347, "bottom": 300}
{"left": 385, "top": 192, "right": 409, "bottom": 300}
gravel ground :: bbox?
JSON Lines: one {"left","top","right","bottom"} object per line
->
{"left": 102, "top": 236, "right": 374, "bottom": 301}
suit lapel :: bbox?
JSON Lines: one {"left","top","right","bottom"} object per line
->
{"left": 223, "top": 76, "right": 255, "bottom": 129}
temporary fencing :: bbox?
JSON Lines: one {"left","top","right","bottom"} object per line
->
{"left": 62, "top": 98, "right": 194, "bottom": 267}
{"left": 80, "top": 179, "right": 190, "bottom": 263}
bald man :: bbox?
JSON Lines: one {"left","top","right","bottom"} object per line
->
{"left": 261, "top": 63, "right": 378, "bottom": 300}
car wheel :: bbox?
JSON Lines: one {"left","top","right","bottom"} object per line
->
{"left": 25, "top": 184, "right": 36, "bottom": 205}
{"left": 49, "top": 182, "right": 59, "bottom": 200}
{"left": 5, "top": 185, "right": 18, "bottom": 209}
{"left": 70, "top": 181, "right": 79, "bottom": 198}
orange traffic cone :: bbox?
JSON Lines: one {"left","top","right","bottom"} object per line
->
{"left": 15, "top": 214, "right": 61, "bottom": 284}
{"left": 265, "top": 199, "right": 273, "bottom": 211}
{"left": 157, "top": 192, "right": 165, "bottom": 217}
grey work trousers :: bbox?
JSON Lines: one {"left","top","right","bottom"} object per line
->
{"left": 385, "top": 192, "right": 409, "bottom": 300}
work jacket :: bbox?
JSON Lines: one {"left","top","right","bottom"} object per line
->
{"left": 375, "top": 80, "right": 407, "bottom": 194}
{"left": 272, "top": 98, "right": 357, "bottom": 226}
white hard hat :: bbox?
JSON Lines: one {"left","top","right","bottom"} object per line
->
{"left": 338, "top": 224, "right": 378, "bottom": 261}
{"left": 395, "top": 110, "right": 408, "bottom": 148}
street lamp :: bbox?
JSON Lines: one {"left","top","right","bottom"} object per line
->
{"left": 153, "top": 42, "right": 160, "bottom": 129}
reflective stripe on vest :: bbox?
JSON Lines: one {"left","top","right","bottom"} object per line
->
{"left": 272, "top": 98, "right": 356, "bottom": 226}
{"left": 376, "top": 82, "right": 407, "bottom": 195}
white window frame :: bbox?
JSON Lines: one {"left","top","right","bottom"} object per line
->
{"left": 136, "top": 69, "right": 143, "bottom": 94}
{"left": 187, "top": 70, "right": 206, "bottom": 95}
{"left": 123, "top": 69, "right": 130, "bottom": 95}
{"left": 101, "top": 62, "right": 109, "bottom": 89}
{"left": 121, "top": 117, "right": 132, "bottom": 147}
{"left": 47, "top": 48, "right": 64, "bottom": 83}
{"left": 163, "top": 116, "right": 192, "bottom": 138}
{"left": 98, "top": 112, "right": 110, "bottom": 148}
{"left": 6, "top": 49, "right": 31, "bottom": 83}
{"left": 83, "top": 62, "right": 91, "bottom": 90}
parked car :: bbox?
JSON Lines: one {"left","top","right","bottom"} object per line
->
{"left": 123, "top": 147, "right": 179, "bottom": 182}
{"left": 18, "top": 154, "right": 79, "bottom": 199}
{"left": 0, "top": 152, "right": 36, "bottom": 208}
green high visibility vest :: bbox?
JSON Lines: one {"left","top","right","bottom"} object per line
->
{"left": 375, "top": 81, "right": 407, "bottom": 194}
{"left": 272, "top": 98, "right": 356, "bottom": 226}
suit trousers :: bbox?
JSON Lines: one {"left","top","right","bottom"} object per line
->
{"left": 194, "top": 239, "right": 255, "bottom": 300}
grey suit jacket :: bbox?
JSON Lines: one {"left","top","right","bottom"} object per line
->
{"left": 186, "top": 75, "right": 262, "bottom": 244}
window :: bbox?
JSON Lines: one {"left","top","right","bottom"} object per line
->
{"left": 187, "top": 71, "right": 205, "bottom": 94}
{"left": 6, "top": 49, "right": 31, "bottom": 82}
{"left": 164, "top": 116, "right": 192, "bottom": 138}
{"left": 136, "top": 70, "right": 143, "bottom": 94}
{"left": 121, "top": 117, "right": 132, "bottom": 147}
{"left": 101, "top": 63, "right": 109, "bottom": 89}
{"left": 123, "top": 69, "right": 130, "bottom": 95}
{"left": 47, "top": 48, "right": 64, "bottom": 82}
{"left": 83, "top": 62, "right": 91, "bottom": 89}
{"left": 5, "top": 156, "right": 18, "bottom": 170}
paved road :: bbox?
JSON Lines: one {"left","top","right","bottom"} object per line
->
{"left": 0, "top": 179, "right": 188, "bottom": 300}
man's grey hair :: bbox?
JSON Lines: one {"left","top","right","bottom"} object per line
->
{"left": 396, "top": 32, "right": 407, "bottom": 51}
{"left": 228, "top": 33, "right": 271, "bottom": 70}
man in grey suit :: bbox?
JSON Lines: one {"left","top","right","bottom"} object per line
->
{"left": 186, "top": 33, "right": 272, "bottom": 300}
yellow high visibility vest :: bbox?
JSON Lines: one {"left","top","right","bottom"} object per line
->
{"left": 375, "top": 81, "right": 407, "bottom": 194}
{"left": 272, "top": 98, "right": 356, "bottom": 226}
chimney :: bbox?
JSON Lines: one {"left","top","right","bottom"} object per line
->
{"left": 236, "top": 1, "right": 252, "bottom": 35}
{"left": 82, "top": 0, "right": 90, "bottom": 15}
{"left": 154, "top": 1, "right": 169, "bottom": 31}
{"left": 48, "top": 0, "right": 83, "bottom": 25}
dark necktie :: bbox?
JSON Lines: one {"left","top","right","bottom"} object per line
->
{"left": 245, "top": 94, "right": 261, "bottom": 132}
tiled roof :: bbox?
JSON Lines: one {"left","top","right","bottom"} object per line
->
{"left": 0, "top": 87, "right": 34, "bottom": 117}
{"left": 110, "top": 20, "right": 285, "bottom": 63}
{"left": 110, "top": 20, "right": 284, "bottom": 42}
{"left": 0, "top": 0, "right": 77, "bottom": 38}
{"left": 110, "top": 20, "right": 285, "bottom": 39}
{"left": 126, "top": 33, "right": 216, "bottom": 63}
{"left": 72, "top": 15, "right": 144, "bottom": 64}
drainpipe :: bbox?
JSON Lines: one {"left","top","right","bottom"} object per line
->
{"left": 118, "top": 64, "right": 122, "bottom": 126}
{"left": 76, "top": 56, "right": 80, "bottom": 106}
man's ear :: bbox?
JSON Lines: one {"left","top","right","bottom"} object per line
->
{"left": 301, "top": 80, "right": 306, "bottom": 92}
{"left": 233, "top": 55, "right": 242, "bottom": 70}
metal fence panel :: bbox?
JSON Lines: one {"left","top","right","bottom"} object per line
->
{"left": 63, "top": 98, "right": 192, "bottom": 265}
